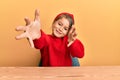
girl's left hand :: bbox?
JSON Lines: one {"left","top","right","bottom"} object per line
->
{"left": 67, "top": 26, "right": 77, "bottom": 47}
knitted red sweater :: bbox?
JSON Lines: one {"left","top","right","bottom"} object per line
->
{"left": 33, "top": 30, "right": 84, "bottom": 66}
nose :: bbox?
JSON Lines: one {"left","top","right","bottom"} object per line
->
{"left": 59, "top": 26, "right": 63, "bottom": 31}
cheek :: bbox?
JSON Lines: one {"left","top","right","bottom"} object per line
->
{"left": 63, "top": 30, "right": 69, "bottom": 35}
{"left": 52, "top": 24, "right": 56, "bottom": 30}
{"left": 52, "top": 24, "right": 58, "bottom": 29}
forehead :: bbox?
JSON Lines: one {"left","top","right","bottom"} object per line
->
{"left": 57, "top": 18, "right": 70, "bottom": 27}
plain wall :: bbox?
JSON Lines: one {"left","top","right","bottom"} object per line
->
{"left": 0, "top": 0, "right": 120, "bottom": 66}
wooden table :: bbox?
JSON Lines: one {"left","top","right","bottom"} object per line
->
{"left": 0, "top": 66, "right": 120, "bottom": 80}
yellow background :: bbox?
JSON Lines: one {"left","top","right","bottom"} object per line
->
{"left": 0, "top": 0, "right": 120, "bottom": 66}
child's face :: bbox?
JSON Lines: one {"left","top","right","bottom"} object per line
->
{"left": 52, "top": 17, "right": 70, "bottom": 38}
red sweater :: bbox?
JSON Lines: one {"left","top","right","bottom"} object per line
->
{"left": 33, "top": 30, "right": 84, "bottom": 66}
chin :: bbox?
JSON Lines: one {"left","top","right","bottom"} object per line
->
{"left": 55, "top": 34, "right": 62, "bottom": 38}
{"left": 53, "top": 32, "right": 63, "bottom": 38}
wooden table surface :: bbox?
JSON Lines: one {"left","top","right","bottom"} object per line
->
{"left": 0, "top": 66, "right": 120, "bottom": 80}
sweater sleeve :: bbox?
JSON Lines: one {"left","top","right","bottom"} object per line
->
{"left": 68, "top": 39, "right": 84, "bottom": 58}
{"left": 33, "top": 30, "right": 48, "bottom": 49}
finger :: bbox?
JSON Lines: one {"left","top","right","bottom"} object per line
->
{"left": 24, "top": 17, "right": 31, "bottom": 26}
{"left": 69, "top": 29, "right": 76, "bottom": 41}
{"left": 34, "top": 9, "right": 40, "bottom": 21}
{"left": 68, "top": 27, "right": 75, "bottom": 35}
{"left": 73, "top": 31, "right": 77, "bottom": 37}
{"left": 71, "top": 31, "right": 77, "bottom": 40}
{"left": 72, "top": 34, "right": 76, "bottom": 41}
{"left": 16, "top": 26, "right": 26, "bottom": 31}
{"left": 70, "top": 26, "right": 75, "bottom": 33}
{"left": 28, "top": 37, "right": 34, "bottom": 48}
{"left": 71, "top": 27, "right": 75, "bottom": 33}
{"left": 15, "top": 33, "right": 27, "bottom": 40}
{"left": 67, "top": 41, "right": 74, "bottom": 47}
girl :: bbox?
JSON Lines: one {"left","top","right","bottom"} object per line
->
{"left": 16, "top": 9, "right": 84, "bottom": 66}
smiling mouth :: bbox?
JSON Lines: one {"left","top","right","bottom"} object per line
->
{"left": 56, "top": 29, "right": 62, "bottom": 34}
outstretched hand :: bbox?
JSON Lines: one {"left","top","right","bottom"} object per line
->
{"left": 15, "top": 9, "right": 41, "bottom": 48}
{"left": 67, "top": 26, "right": 77, "bottom": 47}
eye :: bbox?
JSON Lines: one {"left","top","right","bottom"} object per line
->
{"left": 64, "top": 27, "right": 69, "bottom": 31}
{"left": 58, "top": 22, "right": 62, "bottom": 26}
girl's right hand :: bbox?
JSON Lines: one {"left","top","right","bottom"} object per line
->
{"left": 15, "top": 9, "right": 41, "bottom": 48}
{"left": 67, "top": 26, "right": 77, "bottom": 47}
